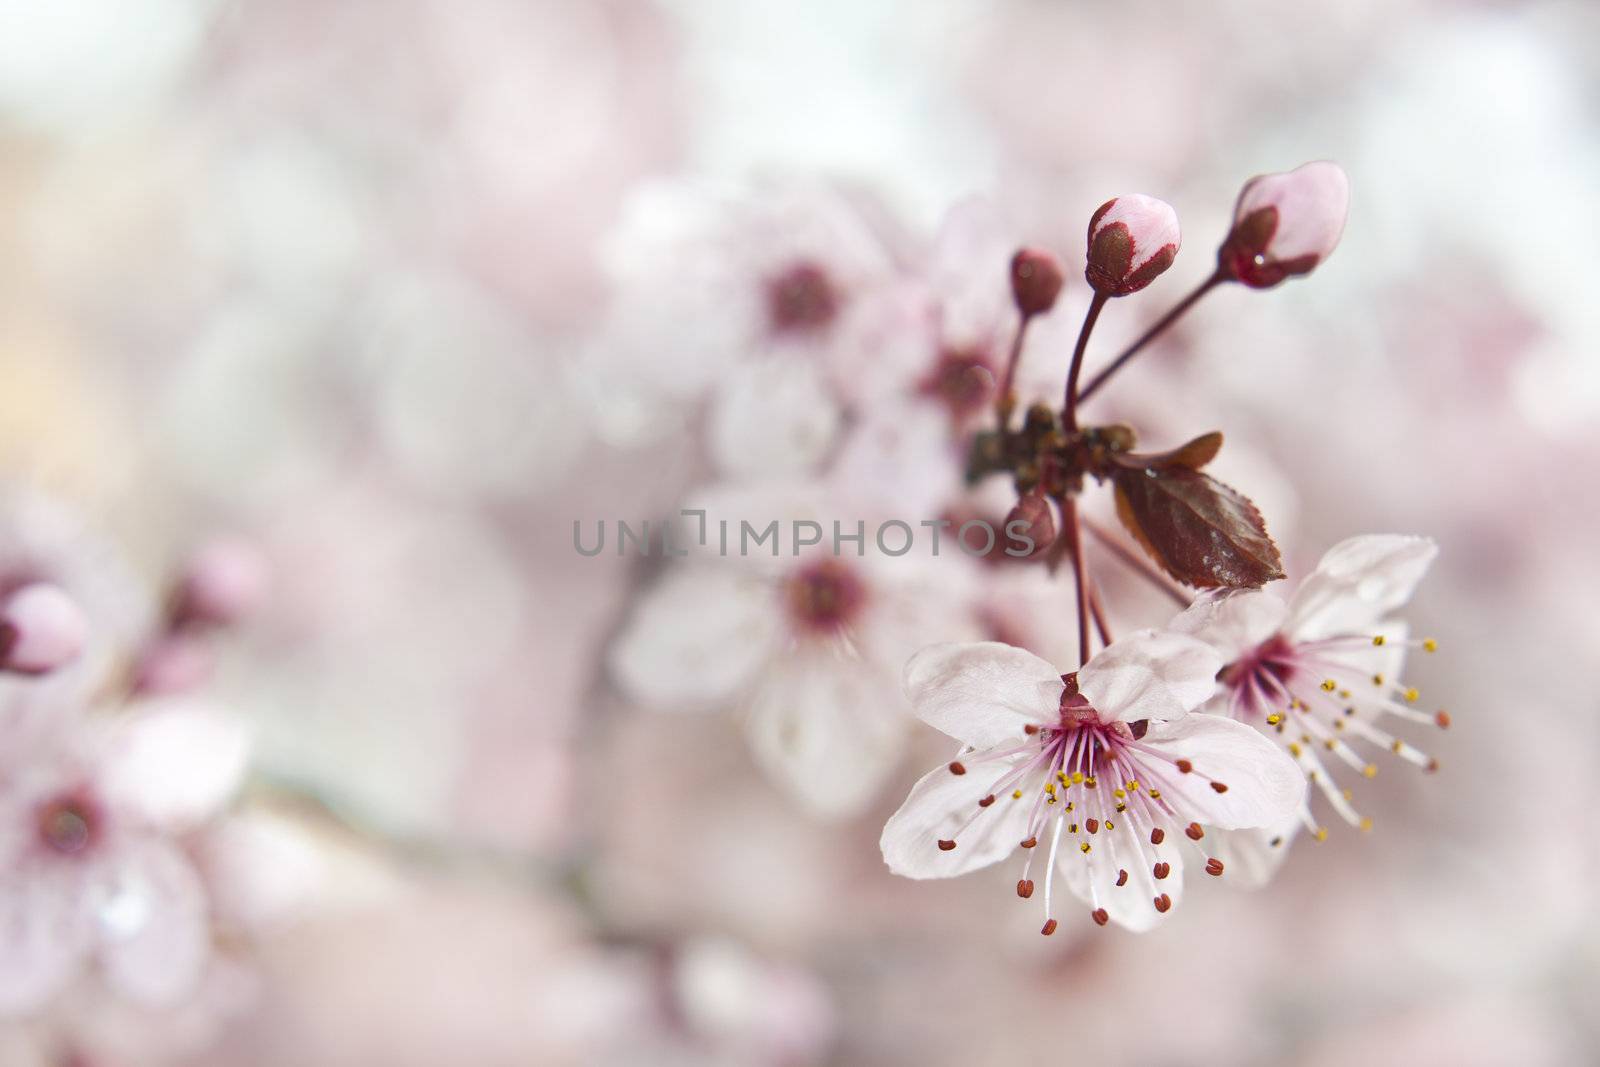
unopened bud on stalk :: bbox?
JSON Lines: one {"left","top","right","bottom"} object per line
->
{"left": 0, "top": 582, "right": 87, "bottom": 675}
{"left": 1005, "top": 492, "right": 1056, "bottom": 559}
{"left": 1085, "top": 195, "right": 1180, "bottom": 297}
{"left": 1010, "top": 247, "right": 1065, "bottom": 317}
{"left": 1217, "top": 161, "right": 1349, "bottom": 288}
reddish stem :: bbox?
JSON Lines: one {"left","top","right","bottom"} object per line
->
{"left": 1062, "top": 294, "right": 1108, "bottom": 432}
{"left": 995, "top": 312, "right": 1034, "bottom": 433}
{"left": 1062, "top": 497, "right": 1091, "bottom": 666}
{"left": 1076, "top": 272, "right": 1223, "bottom": 405}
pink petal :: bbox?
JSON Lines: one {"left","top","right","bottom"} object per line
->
{"left": 93, "top": 838, "right": 210, "bottom": 1006}
{"left": 1138, "top": 715, "right": 1305, "bottom": 830}
{"left": 101, "top": 701, "right": 250, "bottom": 829}
{"left": 1076, "top": 630, "right": 1221, "bottom": 724}
{"left": 174, "top": 537, "right": 269, "bottom": 628}
{"left": 1170, "top": 589, "right": 1289, "bottom": 663}
{"left": 1288, "top": 534, "right": 1437, "bottom": 641}
{"left": 902, "top": 642, "right": 1062, "bottom": 750}
{"left": 879, "top": 752, "right": 1034, "bottom": 879}
{"left": 0, "top": 858, "right": 95, "bottom": 1013}
{"left": 1234, "top": 160, "right": 1350, "bottom": 265}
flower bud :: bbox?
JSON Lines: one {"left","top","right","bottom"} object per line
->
{"left": 172, "top": 537, "right": 268, "bottom": 629}
{"left": 1217, "top": 161, "right": 1349, "bottom": 288}
{"left": 1004, "top": 492, "right": 1056, "bottom": 559}
{"left": 1084, "top": 195, "right": 1180, "bottom": 297}
{"left": 1009, "top": 247, "right": 1065, "bottom": 317}
{"left": 0, "top": 582, "right": 88, "bottom": 675}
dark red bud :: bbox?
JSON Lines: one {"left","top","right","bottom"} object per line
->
{"left": 1010, "top": 247, "right": 1065, "bottom": 317}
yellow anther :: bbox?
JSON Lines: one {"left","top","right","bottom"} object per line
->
{"left": 1084, "top": 777, "right": 1097, "bottom": 788}
{"left": 1070, "top": 772, "right": 1085, "bottom": 785}
{"left": 1266, "top": 713, "right": 1283, "bottom": 726}
{"left": 1404, "top": 688, "right": 1420, "bottom": 703}
{"left": 1372, "top": 674, "right": 1384, "bottom": 686}
{"left": 1313, "top": 827, "right": 1329, "bottom": 842}
{"left": 1342, "top": 789, "right": 1353, "bottom": 802}
{"left": 1338, "top": 689, "right": 1351, "bottom": 699}
{"left": 1321, "top": 679, "right": 1337, "bottom": 692}
{"left": 1288, "top": 742, "right": 1303, "bottom": 758}
{"left": 1113, "top": 788, "right": 1126, "bottom": 799}
{"left": 1423, "top": 638, "right": 1438, "bottom": 652}
{"left": 1044, "top": 782, "right": 1056, "bottom": 795}
{"left": 1359, "top": 817, "right": 1374, "bottom": 832}
{"left": 1148, "top": 789, "right": 1161, "bottom": 799}
{"left": 1372, "top": 635, "right": 1386, "bottom": 646}
{"left": 1115, "top": 803, "right": 1127, "bottom": 813}
{"left": 1323, "top": 739, "right": 1336, "bottom": 751}
{"left": 1363, "top": 764, "right": 1378, "bottom": 779}
{"left": 1104, "top": 820, "right": 1115, "bottom": 830}
{"left": 1065, "top": 802, "right": 1074, "bottom": 812}
{"left": 1391, "top": 740, "right": 1404, "bottom": 754}
{"left": 1126, "top": 780, "right": 1140, "bottom": 792}
{"left": 1080, "top": 843, "right": 1091, "bottom": 854}
{"left": 1012, "top": 789, "right": 1023, "bottom": 799}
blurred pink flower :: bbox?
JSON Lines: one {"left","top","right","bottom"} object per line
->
{"left": 1172, "top": 534, "right": 1443, "bottom": 883}
{"left": 881, "top": 634, "right": 1302, "bottom": 931}
{"left": 0, "top": 582, "right": 88, "bottom": 676}
{"left": 0, "top": 701, "right": 247, "bottom": 1014}
{"left": 1218, "top": 160, "right": 1350, "bottom": 288}
{"left": 609, "top": 483, "right": 979, "bottom": 817}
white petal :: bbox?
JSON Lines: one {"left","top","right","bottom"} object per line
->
{"left": 902, "top": 642, "right": 1062, "bottom": 750}
{"left": 1138, "top": 715, "right": 1305, "bottom": 829}
{"left": 1077, "top": 630, "right": 1221, "bottom": 723}
{"left": 880, "top": 754, "right": 1034, "bottom": 878}
{"left": 102, "top": 700, "right": 251, "bottom": 829}
{"left": 1169, "top": 589, "right": 1288, "bottom": 663}
{"left": 745, "top": 658, "right": 906, "bottom": 819}
{"left": 1203, "top": 820, "right": 1300, "bottom": 891}
{"left": 609, "top": 566, "right": 778, "bottom": 710}
{"left": 0, "top": 859, "right": 94, "bottom": 1013}
{"left": 94, "top": 837, "right": 210, "bottom": 1006}
{"left": 707, "top": 358, "right": 842, "bottom": 480}
{"left": 1288, "top": 535, "right": 1437, "bottom": 641}
{"left": 1055, "top": 822, "right": 1184, "bottom": 932}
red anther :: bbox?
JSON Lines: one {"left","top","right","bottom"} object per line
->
{"left": 1021, "top": 837, "right": 1038, "bottom": 849}
{"left": 1153, "top": 893, "right": 1172, "bottom": 913}
{"left": 949, "top": 761, "right": 967, "bottom": 775}
{"left": 1435, "top": 711, "right": 1452, "bottom": 729}
{"left": 978, "top": 794, "right": 996, "bottom": 808}
{"left": 1085, "top": 818, "right": 1099, "bottom": 834}
{"left": 1153, "top": 862, "right": 1170, "bottom": 880}
{"left": 1210, "top": 781, "right": 1229, "bottom": 794}
{"left": 1041, "top": 919, "right": 1058, "bottom": 936}
{"left": 1024, "top": 724, "right": 1040, "bottom": 735}
{"left": 1185, "top": 823, "right": 1204, "bottom": 841}
{"left": 937, "top": 839, "right": 957, "bottom": 851}
{"left": 1115, "top": 869, "right": 1128, "bottom": 887}
{"left": 1017, "top": 879, "right": 1035, "bottom": 899}
{"left": 1206, "top": 858, "right": 1225, "bottom": 877}
{"left": 1149, "top": 828, "right": 1165, "bottom": 845}
{"left": 1175, "top": 759, "right": 1193, "bottom": 774}
{"left": 1092, "top": 908, "right": 1109, "bottom": 927}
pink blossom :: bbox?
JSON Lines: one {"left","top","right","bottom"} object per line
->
{"left": 881, "top": 634, "right": 1303, "bottom": 931}
{"left": 0, "top": 701, "right": 247, "bottom": 1014}
{"left": 0, "top": 583, "right": 87, "bottom": 676}
{"left": 1085, "top": 195, "right": 1181, "bottom": 296}
{"left": 1218, "top": 160, "right": 1350, "bottom": 288}
{"left": 1172, "top": 534, "right": 1442, "bottom": 883}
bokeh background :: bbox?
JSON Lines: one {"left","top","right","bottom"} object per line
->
{"left": 2, "top": 1, "right": 1598, "bottom": 1064}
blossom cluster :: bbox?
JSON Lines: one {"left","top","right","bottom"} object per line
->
{"left": 607, "top": 160, "right": 1450, "bottom": 932}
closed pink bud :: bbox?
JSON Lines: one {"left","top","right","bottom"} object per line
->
{"left": 1217, "top": 161, "right": 1349, "bottom": 288}
{"left": 173, "top": 537, "right": 268, "bottom": 629}
{"left": 0, "top": 582, "right": 88, "bottom": 675}
{"left": 1003, "top": 492, "right": 1055, "bottom": 559}
{"left": 1085, "top": 195, "right": 1180, "bottom": 297}
{"left": 1009, "top": 247, "right": 1065, "bottom": 317}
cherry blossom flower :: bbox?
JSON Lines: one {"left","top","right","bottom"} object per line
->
{"left": 609, "top": 483, "right": 979, "bottom": 817}
{"left": 1084, "top": 194, "right": 1181, "bottom": 297}
{"left": 881, "top": 634, "right": 1303, "bottom": 931}
{"left": 0, "top": 699, "right": 248, "bottom": 1014}
{"left": 1171, "top": 534, "right": 1443, "bottom": 884}
{"left": 1217, "top": 160, "right": 1350, "bottom": 288}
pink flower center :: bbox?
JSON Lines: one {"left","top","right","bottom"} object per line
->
{"left": 765, "top": 262, "right": 840, "bottom": 336}
{"left": 784, "top": 559, "right": 866, "bottom": 636}
{"left": 36, "top": 790, "right": 102, "bottom": 857}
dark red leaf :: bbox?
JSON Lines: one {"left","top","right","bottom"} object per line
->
{"left": 1111, "top": 431, "right": 1223, "bottom": 472}
{"left": 1110, "top": 463, "right": 1284, "bottom": 589}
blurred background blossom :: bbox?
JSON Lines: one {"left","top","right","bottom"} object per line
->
{"left": 2, "top": 0, "right": 1598, "bottom": 1063}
